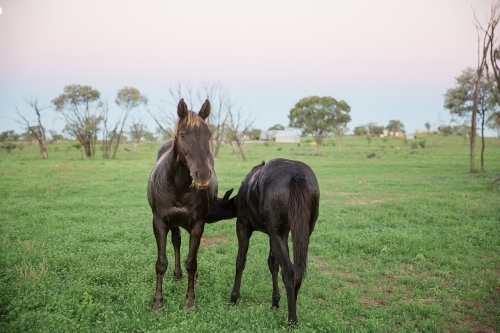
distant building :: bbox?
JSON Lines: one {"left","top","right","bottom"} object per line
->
{"left": 261, "top": 129, "right": 301, "bottom": 143}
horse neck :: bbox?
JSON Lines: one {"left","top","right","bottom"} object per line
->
{"left": 162, "top": 144, "right": 192, "bottom": 189}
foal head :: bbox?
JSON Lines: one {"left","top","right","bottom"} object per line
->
{"left": 174, "top": 98, "right": 212, "bottom": 188}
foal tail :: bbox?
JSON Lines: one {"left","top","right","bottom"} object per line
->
{"left": 288, "top": 175, "right": 312, "bottom": 286}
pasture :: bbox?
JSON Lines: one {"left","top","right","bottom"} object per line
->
{"left": 1, "top": 135, "right": 499, "bottom": 332}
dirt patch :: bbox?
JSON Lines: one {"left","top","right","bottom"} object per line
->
{"left": 309, "top": 255, "right": 334, "bottom": 275}
{"left": 455, "top": 317, "right": 496, "bottom": 333}
{"left": 201, "top": 235, "right": 228, "bottom": 247}
{"left": 361, "top": 297, "right": 386, "bottom": 307}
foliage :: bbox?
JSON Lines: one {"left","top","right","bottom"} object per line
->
{"left": 288, "top": 95, "right": 351, "bottom": 154}
{"left": 386, "top": 119, "right": 405, "bottom": 135}
{"left": 268, "top": 124, "right": 285, "bottom": 131}
{"left": 353, "top": 125, "right": 368, "bottom": 136}
{"left": 0, "top": 131, "right": 20, "bottom": 142}
{"left": 1, "top": 135, "right": 499, "bottom": 332}
{"left": 52, "top": 85, "right": 103, "bottom": 158}
{"left": 0, "top": 141, "right": 17, "bottom": 153}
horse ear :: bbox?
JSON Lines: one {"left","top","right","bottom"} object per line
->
{"left": 198, "top": 99, "right": 211, "bottom": 120}
{"left": 177, "top": 98, "right": 188, "bottom": 119}
{"left": 222, "top": 188, "right": 233, "bottom": 200}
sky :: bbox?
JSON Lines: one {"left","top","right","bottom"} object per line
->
{"left": 0, "top": 0, "right": 496, "bottom": 137}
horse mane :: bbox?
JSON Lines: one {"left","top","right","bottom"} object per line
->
{"left": 173, "top": 110, "right": 206, "bottom": 137}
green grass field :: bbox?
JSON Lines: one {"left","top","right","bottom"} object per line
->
{"left": 1, "top": 135, "right": 499, "bottom": 333}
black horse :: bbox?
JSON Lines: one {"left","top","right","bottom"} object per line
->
{"left": 207, "top": 158, "right": 320, "bottom": 324}
{"left": 147, "top": 98, "right": 217, "bottom": 310}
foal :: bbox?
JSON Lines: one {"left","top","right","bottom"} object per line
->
{"left": 208, "top": 158, "right": 320, "bottom": 324}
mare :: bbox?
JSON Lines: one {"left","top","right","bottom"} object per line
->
{"left": 147, "top": 98, "right": 217, "bottom": 310}
{"left": 207, "top": 158, "right": 320, "bottom": 324}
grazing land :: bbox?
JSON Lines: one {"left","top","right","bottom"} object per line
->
{"left": 1, "top": 135, "right": 499, "bottom": 332}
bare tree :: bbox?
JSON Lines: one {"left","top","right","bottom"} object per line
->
{"left": 470, "top": 4, "right": 499, "bottom": 172}
{"left": 197, "top": 81, "right": 231, "bottom": 157}
{"left": 334, "top": 124, "right": 349, "bottom": 152}
{"left": 128, "top": 118, "right": 146, "bottom": 153}
{"left": 113, "top": 87, "right": 148, "bottom": 158}
{"left": 148, "top": 81, "right": 232, "bottom": 157}
{"left": 15, "top": 97, "right": 49, "bottom": 159}
{"left": 223, "top": 103, "right": 255, "bottom": 161}
{"left": 101, "top": 101, "right": 119, "bottom": 158}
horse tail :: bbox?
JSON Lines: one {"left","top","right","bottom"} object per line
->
{"left": 288, "top": 174, "right": 311, "bottom": 286}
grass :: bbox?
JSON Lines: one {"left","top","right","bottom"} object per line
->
{"left": 1, "top": 135, "right": 499, "bottom": 332}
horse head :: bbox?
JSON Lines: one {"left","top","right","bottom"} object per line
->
{"left": 174, "top": 98, "right": 212, "bottom": 188}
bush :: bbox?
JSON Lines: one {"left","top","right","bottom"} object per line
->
{"left": 411, "top": 142, "right": 418, "bottom": 149}
{"left": 1, "top": 142, "right": 17, "bottom": 153}
{"left": 419, "top": 140, "right": 426, "bottom": 149}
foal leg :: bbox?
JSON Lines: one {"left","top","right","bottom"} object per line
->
{"left": 268, "top": 249, "right": 280, "bottom": 308}
{"left": 269, "top": 234, "right": 297, "bottom": 324}
{"left": 230, "top": 221, "right": 252, "bottom": 304}
{"left": 152, "top": 216, "right": 170, "bottom": 311}
{"left": 184, "top": 221, "right": 204, "bottom": 309}
{"left": 171, "top": 227, "right": 182, "bottom": 281}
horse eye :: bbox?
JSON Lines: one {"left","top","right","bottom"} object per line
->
{"left": 180, "top": 133, "right": 185, "bottom": 139}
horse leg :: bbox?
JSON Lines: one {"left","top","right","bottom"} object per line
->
{"left": 269, "top": 233, "right": 297, "bottom": 324}
{"left": 268, "top": 249, "right": 280, "bottom": 308}
{"left": 171, "top": 227, "right": 182, "bottom": 281}
{"left": 152, "top": 215, "right": 170, "bottom": 311}
{"left": 230, "top": 220, "right": 252, "bottom": 304}
{"left": 184, "top": 221, "right": 204, "bottom": 309}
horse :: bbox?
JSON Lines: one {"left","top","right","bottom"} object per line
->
{"left": 207, "top": 158, "right": 320, "bottom": 324}
{"left": 147, "top": 98, "right": 217, "bottom": 311}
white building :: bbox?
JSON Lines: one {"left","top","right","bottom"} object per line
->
{"left": 261, "top": 129, "right": 301, "bottom": 143}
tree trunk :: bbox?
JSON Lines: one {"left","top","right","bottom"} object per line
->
{"left": 38, "top": 139, "right": 48, "bottom": 159}
{"left": 481, "top": 117, "right": 485, "bottom": 171}
{"left": 470, "top": 71, "right": 482, "bottom": 173}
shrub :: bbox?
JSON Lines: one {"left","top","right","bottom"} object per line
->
{"left": 418, "top": 140, "right": 426, "bottom": 149}
{"left": 1, "top": 142, "right": 17, "bottom": 153}
{"left": 411, "top": 142, "right": 419, "bottom": 149}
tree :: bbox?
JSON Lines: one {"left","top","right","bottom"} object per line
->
{"left": 49, "top": 130, "right": 65, "bottom": 142}
{"left": 444, "top": 68, "right": 497, "bottom": 170}
{"left": 113, "top": 87, "right": 148, "bottom": 158}
{"left": 101, "top": 101, "right": 119, "bottom": 158}
{"left": 128, "top": 118, "right": 146, "bottom": 152}
{"left": 143, "top": 131, "right": 157, "bottom": 142}
{"left": 288, "top": 96, "right": 351, "bottom": 154}
{"left": 368, "top": 123, "right": 385, "bottom": 136}
{"left": 268, "top": 124, "right": 285, "bottom": 131}
{"left": 487, "top": 111, "right": 500, "bottom": 137}
{"left": 247, "top": 128, "right": 262, "bottom": 140}
{"left": 223, "top": 104, "right": 255, "bottom": 161}
{"left": 149, "top": 81, "right": 231, "bottom": 157}
{"left": 386, "top": 120, "right": 404, "bottom": 137}
{"left": 0, "top": 131, "right": 20, "bottom": 142}
{"left": 353, "top": 125, "right": 368, "bottom": 136}
{"left": 52, "top": 85, "right": 103, "bottom": 158}
{"left": 15, "top": 97, "right": 49, "bottom": 159}
{"left": 334, "top": 124, "right": 349, "bottom": 151}
{"left": 425, "top": 122, "right": 431, "bottom": 132}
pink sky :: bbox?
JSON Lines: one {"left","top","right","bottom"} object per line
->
{"left": 0, "top": 0, "right": 494, "bottom": 136}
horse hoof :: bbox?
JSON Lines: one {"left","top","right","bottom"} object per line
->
{"left": 152, "top": 304, "right": 162, "bottom": 312}
{"left": 184, "top": 302, "right": 196, "bottom": 310}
